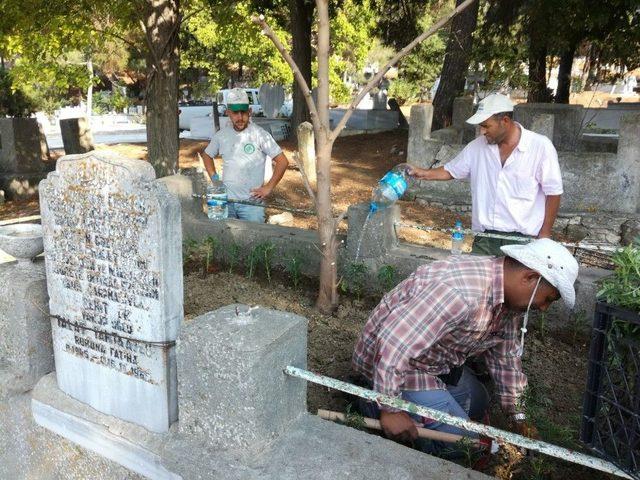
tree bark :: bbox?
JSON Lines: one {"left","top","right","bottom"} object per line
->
{"left": 432, "top": 0, "right": 479, "bottom": 131}
{"left": 290, "top": 0, "right": 313, "bottom": 137}
{"left": 143, "top": 0, "right": 180, "bottom": 178}
{"left": 555, "top": 43, "right": 576, "bottom": 103}
{"left": 527, "top": 23, "right": 549, "bottom": 103}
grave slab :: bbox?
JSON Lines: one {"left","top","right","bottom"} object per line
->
{"left": 39, "top": 150, "right": 183, "bottom": 432}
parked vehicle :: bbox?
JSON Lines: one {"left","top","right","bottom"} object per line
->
{"left": 178, "top": 100, "right": 215, "bottom": 130}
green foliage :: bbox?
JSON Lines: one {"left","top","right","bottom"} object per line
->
{"left": 377, "top": 264, "right": 398, "bottom": 293}
{"left": 285, "top": 251, "right": 305, "bottom": 289}
{"left": 0, "top": 68, "right": 37, "bottom": 117}
{"left": 390, "top": 10, "right": 446, "bottom": 97}
{"left": 598, "top": 240, "right": 640, "bottom": 311}
{"left": 387, "top": 79, "right": 419, "bottom": 105}
{"left": 92, "top": 89, "right": 131, "bottom": 114}
{"left": 181, "top": 1, "right": 293, "bottom": 94}
{"left": 247, "top": 241, "right": 275, "bottom": 282}
{"left": 535, "top": 312, "right": 547, "bottom": 342}
{"left": 340, "top": 262, "right": 370, "bottom": 300}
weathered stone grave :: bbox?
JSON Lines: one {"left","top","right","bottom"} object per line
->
{"left": 39, "top": 150, "right": 183, "bottom": 432}
{"left": 0, "top": 117, "right": 51, "bottom": 200}
{"left": 59, "top": 117, "right": 95, "bottom": 154}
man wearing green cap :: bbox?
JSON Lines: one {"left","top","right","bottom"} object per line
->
{"left": 200, "top": 88, "right": 289, "bottom": 222}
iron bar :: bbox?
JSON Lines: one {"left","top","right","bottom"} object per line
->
{"left": 284, "top": 366, "right": 633, "bottom": 479}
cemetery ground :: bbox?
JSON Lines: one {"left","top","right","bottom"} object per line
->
{"left": 1, "top": 132, "right": 605, "bottom": 479}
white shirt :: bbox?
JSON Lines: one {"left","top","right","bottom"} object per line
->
{"left": 444, "top": 124, "right": 563, "bottom": 236}
{"left": 204, "top": 123, "right": 282, "bottom": 200}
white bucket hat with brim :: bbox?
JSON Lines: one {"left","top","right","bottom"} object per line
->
{"left": 466, "top": 93, "right": 515, "bottom": 125}
{"left": 501, "top": 238, "right": 579, "bottom": 308}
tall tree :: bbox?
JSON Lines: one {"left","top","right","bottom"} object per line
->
{"left": 289, "top": 0, "right": 314, "bottom": 134}
{"left": 255, "top": 0, "right": 477, "bottom": 313}
{"left": 432, "top": 0, "right": 479, "bottom": 130}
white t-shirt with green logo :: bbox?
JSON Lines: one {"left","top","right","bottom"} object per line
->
{"left": 204, "top": 123, "right": 282, "bottom": 200}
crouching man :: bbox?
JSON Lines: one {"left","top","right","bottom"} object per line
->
{"left": 351, "top": 239, "right": 578, "bottom": 451}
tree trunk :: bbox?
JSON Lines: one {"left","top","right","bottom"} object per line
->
{"left": 555, "top": 43, "right": 576, "bottom": 103}
{"left": 290, "top": 0, "right": 313, "bottom": 137}
{"left": 527, "top": 24, "right": 549, "bottom": 103}
{"left": 432, "top": 0, "right": 479, "bottom": 131}
{"left": 143, "top": 0, "right": 180, "bottom": 178}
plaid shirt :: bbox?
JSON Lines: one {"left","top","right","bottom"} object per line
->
{"left": 352, "top": 256, "right": 526, "bottom": 414}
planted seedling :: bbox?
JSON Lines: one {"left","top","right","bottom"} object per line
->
{"left": 247, "top": 241, "right": 275, "bottom": 282}
{"left": 377, "top": 264, "right": 398, "bottom": 293}
{"left": 340, "top": 262, "right": 369, "bottom": 300}
{"left": 226, "top": 242, "right": 241, "bottom": 274}
{"left": 285, "top": 251, "right": 305, "bottom": 289}
{"left": 203, "top": 236, "right": 217, "bottom": 275}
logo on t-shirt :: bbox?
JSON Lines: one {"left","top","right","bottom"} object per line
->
{"left": 243, "top": 143, "right": 256, "bottom": 154}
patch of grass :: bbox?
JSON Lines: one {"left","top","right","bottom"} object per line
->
{"left": 340, "top": 262, "right": 370, "bottom": 300}
{"left": 344, "top": 403, "right": 366, "bottom": 431}
{"left": 522, "top": 383, "right": 578, "bottom": 449}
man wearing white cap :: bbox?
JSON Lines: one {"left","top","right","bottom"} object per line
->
{"left": 200, "top": 88, "right": 289, "bottom": 223}
{"left": 409, "top": 93, "right": 563, "bottom": 255}
{"left": 352, "top": 238, "right": 578, "bottom": 452}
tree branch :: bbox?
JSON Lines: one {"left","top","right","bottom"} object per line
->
{"left": 251, "top": 14, "right": 321, "bottom": 134}
{"left": 328, "top": 0, "right": 478, "bottom": 143}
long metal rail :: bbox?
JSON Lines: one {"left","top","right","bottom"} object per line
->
{"left": 285, "top": 366, "right": 634, "bottom": 479}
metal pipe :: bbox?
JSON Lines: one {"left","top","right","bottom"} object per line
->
{"left": 285, "top": 366, "right": 633, "bottom": 479}
{"left": 394, "top": 222, "right": 618, "bottom": 254}
{"left": 192, "top": 193, "right": 317, "bottom": 216}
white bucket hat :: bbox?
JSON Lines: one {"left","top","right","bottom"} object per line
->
{"left": 501, "top": 238, "right": 579, "bottom": 308}
{"left": 466, "top": 93, "right": 514, "bottom": 125}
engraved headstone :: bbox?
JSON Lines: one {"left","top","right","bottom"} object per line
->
{"left": 39, "top": 151, "right": 183, "bottom": 432}
{"left": 259, "top": 83, "right": 285, "bottom": 119}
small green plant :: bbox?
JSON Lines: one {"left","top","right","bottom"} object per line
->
{"left": 182, "top": 238, "right": 199, "bottom": 267}
{"left": 536, "top": 312, "right": 548, "bottom": 341}
{"left": 522, "top": 383, "right": 578, "bottom": 449}
{"left": 247, "top": 242, "right": 275, "bottom": 282}
{"left": 285, "top": 251, "right": 305, "bottom": 289}
{"left": 226, "top": 242, "right": 241, "bottom": 274}
{"left": 202, "top": 236, "right": 217, "bottom": 274}
{"left": 571, "top": 310, "right": 588, "bottom": 343}
{"left": 344, "top": 403, "right": 366, "bottom": 431}
{"left": 598, "top": 239, "right": 640, "bottom": 311}
{"left": 340, "top": 262, "right": 370, "bottom": 300}
{"left": 377, "top": 264, "right": 398, "bottom": 293}
{"left": 530, "top": 456, "right": 552, "bottom": 480}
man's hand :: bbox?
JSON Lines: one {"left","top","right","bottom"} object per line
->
{"left": 407, "top": 166, "right": 430, "bottom": 180}
{"left": 379, "top": 411, "right": 418, "bottom": 443}
{"left": 512, "top": 420, "right": 538, "bottom": 439}
{"left": 250, "top": 185, "right": 273, "bottom": 200}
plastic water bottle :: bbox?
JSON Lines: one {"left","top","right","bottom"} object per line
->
{"left": 451, "top": 220, "right": 464, "bottom": 255}
{"left": 370, "top": 163, "right": 412, "bottom": 212}
{"left": 206, "top": 174, "right": 228, "bottom": 220}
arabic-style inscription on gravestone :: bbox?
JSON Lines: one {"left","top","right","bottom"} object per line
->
{"left": 39, "top": 151, "right": 182, "bottom": 433}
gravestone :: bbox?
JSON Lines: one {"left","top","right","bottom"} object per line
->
{"left": 60, "top": 117, "right": 95, "bottom": 154}
{"left": 39, "top": 150, "right": 183, "bottom": 432}
{"left": 259, "top": 83, "right": 285, "bottom": 119}
{"left": 0, "top": 118, "right": 51, "bottom": 200}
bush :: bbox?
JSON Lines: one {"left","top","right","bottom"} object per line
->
{"left": 388, "top": 79, "right": 420, "bottom": 105}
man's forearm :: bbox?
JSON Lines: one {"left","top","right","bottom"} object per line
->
{"left": 410, "top": 166, "right": 454, "bottom": 181}
{"left": 200, "top": 151, "right": 217, "bottom": 179}
{"left": 264, "top": 153, "right": 288, "bottom": 189}
{"left": 538, "top": 194, "right": 561, "bottom": 238}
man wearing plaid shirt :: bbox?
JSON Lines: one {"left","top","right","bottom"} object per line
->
{"left": 352, "top": 239, "right": 578, "bottom": 449}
